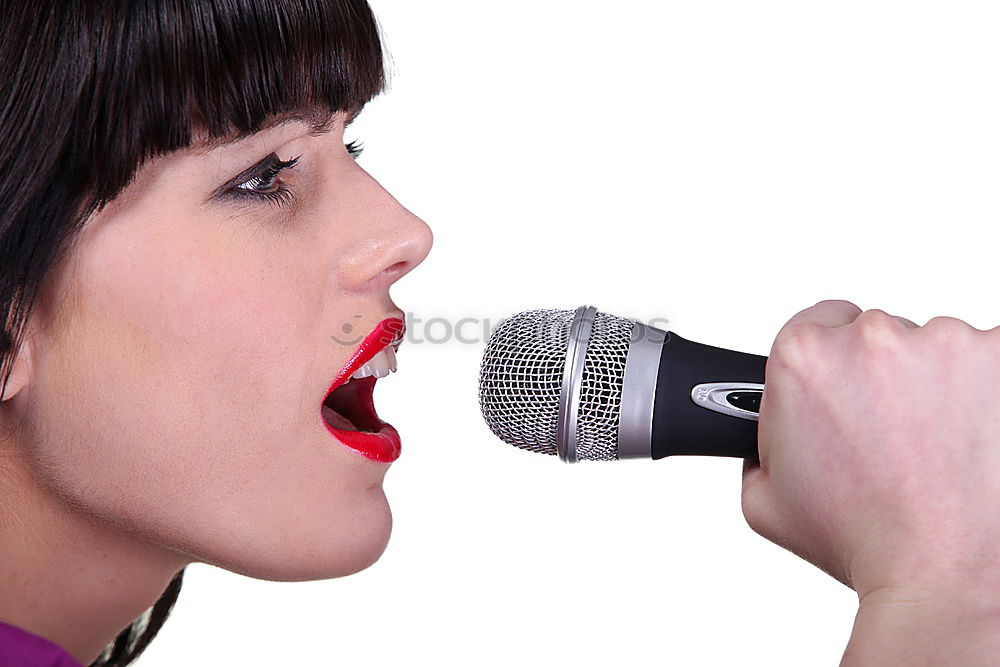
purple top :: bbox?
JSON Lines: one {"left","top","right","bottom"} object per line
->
{"left": 0, "top": 619, "right": 83, "bottom": 667}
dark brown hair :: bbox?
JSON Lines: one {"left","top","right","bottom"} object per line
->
{"left": 0, "top": 1, "right": 386, "bottom": 664}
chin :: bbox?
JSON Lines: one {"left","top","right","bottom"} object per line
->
{"left": 323, "top": 487, "right": 395, "bottom": 579}
{"left": 206, "top": 485, "right": 394, "bottom": 582}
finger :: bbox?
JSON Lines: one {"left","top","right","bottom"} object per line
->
{"left": 782, "top": 299, "right": 863, "bottom": 331}
{"left": 753, "top": 384, "right": 773, "bottom": 470}
{"left": 774, "top": 300, "right": 863, "bottom": 349}
{"left": 893, "top": 315, "right": 919, "bottom": 328}
{"left": 741, "top": 459, "right": 777, "bottom": 540}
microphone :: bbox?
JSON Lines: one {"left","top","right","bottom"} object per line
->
{"left": 478, "top": 306, "right": 768, "bottom": 463}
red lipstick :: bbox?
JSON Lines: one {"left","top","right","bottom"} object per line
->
{"left": 320, "top": 318, "right": 404, "bottom": 463}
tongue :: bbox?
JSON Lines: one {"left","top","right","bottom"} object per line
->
{"left": 322, "top": 403, "right": 360, "bottom": 432}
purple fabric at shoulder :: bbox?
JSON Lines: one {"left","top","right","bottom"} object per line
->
{"left": 0, "top": 619, "right": 83, "bottom": 667}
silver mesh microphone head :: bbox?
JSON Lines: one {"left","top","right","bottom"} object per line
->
{"left": 478, "top": 306, "right": 636, "bottom": 461}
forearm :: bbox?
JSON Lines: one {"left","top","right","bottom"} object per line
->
{"left": 841, "top": 587, "right": 1000, "bottom": 666}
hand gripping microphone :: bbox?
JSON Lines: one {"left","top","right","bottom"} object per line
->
{"left": 478, "top": 306, "right": 768, "bottom": 463}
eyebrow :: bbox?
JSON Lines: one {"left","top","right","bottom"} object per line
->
{"left": 202, "top": 106, "right": 360, "bottom": 153}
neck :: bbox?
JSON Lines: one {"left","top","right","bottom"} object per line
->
{"left": 0, "top": 454, "right": 190, "bottom": 665}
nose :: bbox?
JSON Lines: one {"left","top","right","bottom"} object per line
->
{"left": 335, "top": 169, "right": 433, "bottom": 292}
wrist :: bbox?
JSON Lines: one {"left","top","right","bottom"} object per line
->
{"left": 842, "top": 584, "right": 1000, "bottom": 666}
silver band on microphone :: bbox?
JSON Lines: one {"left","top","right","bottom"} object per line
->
{"left": 617, "top": 322, "right": 667, "bottom": 459}
{"left": 556, "top": 305, "right": 598, "bottom": 462}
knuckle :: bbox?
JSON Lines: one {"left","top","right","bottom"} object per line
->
{"left": 770, "top": 324, "right": 820, "bottom": 373}
{"left": 923, "top": 315, "right": 972, "bottom": 335}
{"left": 855, "top": 307, "right": 895, "bottom": 328}
{"left": 922, "top": 316, "right": 975, "bottom": 352}
{"left": 853, "top": 308, "right": 903, "bottom": 350}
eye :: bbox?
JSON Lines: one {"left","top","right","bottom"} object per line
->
{"left": 227, "top": 154, "right": 301, "bottom": 208}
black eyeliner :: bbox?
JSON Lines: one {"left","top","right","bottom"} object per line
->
{"left": 231, "top": 154, "right": 288, "bottom": 188}
{"left": 210, "top": 153, "right": 268, "bottom": 194}
{"left": 211, "top": 153, "right": 296, "bottom": 202}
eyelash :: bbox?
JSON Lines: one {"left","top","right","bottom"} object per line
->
{"left": 345, "top": 140, "right": 364, "bottom": 159}
{"left": 229, "top": 155, "right": 301, "bottom": 207}
{"left": 226, "top": 140, "right": 365, "bottom": 208}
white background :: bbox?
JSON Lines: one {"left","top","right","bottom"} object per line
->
{"left": 140, "top": 1, "right": 1000, "bottom": 665}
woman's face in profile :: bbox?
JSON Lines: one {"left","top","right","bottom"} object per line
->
{"left": 10, "top": 108, "right": 432, "bottom": 580}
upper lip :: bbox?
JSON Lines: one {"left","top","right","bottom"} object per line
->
{"left": 322, "top": 317, "right": 405, "bottom": 403}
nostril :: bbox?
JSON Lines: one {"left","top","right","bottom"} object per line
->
{"left": 353, "top": 260, "right": 410, "bottom": 292}
{"left": 383, "top": 260, "right": 408, "bottom": 280}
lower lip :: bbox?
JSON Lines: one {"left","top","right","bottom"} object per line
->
{"left": 322, "top": 415, "right": 401, "bottom": 463}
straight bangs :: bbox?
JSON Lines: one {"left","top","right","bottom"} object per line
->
{"left": 79, "top": 0, "right": 387, "bottom": 209}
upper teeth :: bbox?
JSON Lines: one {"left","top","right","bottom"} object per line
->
{"left": 351, "top": 346, "right": 398, "bottom": 380}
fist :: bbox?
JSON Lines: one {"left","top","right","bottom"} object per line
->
{"left": 742, "top": 300, "right": 1000, "bottom": 603}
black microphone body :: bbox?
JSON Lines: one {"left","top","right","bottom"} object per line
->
{"left": 653, "top": 332, "right": 766, "bottom": 461}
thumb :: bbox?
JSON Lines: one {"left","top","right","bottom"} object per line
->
{"left": 741, "top": 460, "right": 781, "bottom": 543}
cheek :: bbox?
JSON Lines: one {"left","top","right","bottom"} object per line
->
{"left": 24, "top": 210, "right": 392, "bottom": 579}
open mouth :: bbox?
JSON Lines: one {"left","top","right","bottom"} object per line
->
{"left": 322, "top": 343, "right": 396, "bottom": 432}
{"left": 323, "top": 377, "right": 382, "bottom": 432}
{"left": 320, "top": 318, "right": 404, "bottom": 463}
